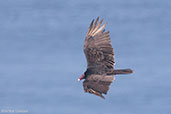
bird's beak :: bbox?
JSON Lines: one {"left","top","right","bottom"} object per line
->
{"left": 78, "top": 74, "right": 85, "bottom": 82}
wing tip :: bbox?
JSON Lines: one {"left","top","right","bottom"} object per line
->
{"left": 84, "top": 88, "right": 105, "bottom": 99}
{"left": 87, "top": 17, "right": 107, "bottom": 37}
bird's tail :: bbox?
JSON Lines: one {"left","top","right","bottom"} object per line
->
{"left": 113, "top": 69, "right": 133, "bottom": 75}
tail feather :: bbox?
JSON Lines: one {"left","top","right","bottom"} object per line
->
{"left": 113, "top": 69, "right": 133, "bottom": 75}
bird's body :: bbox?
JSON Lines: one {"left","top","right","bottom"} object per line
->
{"left": 78, "top": 17, "right": 133, "bottom": 99}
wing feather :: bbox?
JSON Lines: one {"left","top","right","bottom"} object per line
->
{"left": 83, "top": 74, "right": 114, "bottom": 99}
{"left": 84, "top": 18, "right": 115, "bottom": 75}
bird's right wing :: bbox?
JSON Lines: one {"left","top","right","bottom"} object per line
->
{"left": 83, "top": 74, "right": 114, "bottom": 99}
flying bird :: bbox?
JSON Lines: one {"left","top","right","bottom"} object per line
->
{"left": 78, "top": 17, "right": 133, "bottom": 99}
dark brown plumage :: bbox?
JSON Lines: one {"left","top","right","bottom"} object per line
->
{"left": 78, "top": 17, "right": 133, "bottom": 99}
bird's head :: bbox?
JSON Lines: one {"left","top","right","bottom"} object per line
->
{"left": 78, "top": 74, "right": 85, "bottom": 81}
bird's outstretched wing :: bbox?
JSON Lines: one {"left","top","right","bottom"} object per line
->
{"left": 84, "top": 17, "right": 115, "bottom": 75}
{"left": 83, "top": 74, "right": 114, "bottom": 99}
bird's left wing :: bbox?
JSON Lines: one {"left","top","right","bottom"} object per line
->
{"left": 84, "top": 17, "right": 115, "bottom": 75}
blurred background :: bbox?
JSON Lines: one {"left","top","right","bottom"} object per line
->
{"left": 0, "top": 0, "right": 171, "bottom": 114}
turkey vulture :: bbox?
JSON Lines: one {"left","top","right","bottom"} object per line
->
{"left": 78, "top": 17, "right": 133, "bottom": 99}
